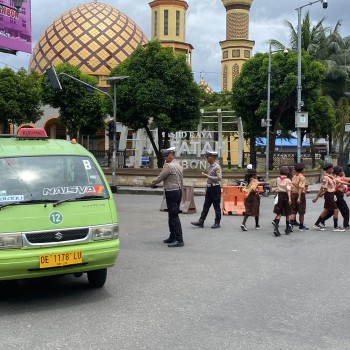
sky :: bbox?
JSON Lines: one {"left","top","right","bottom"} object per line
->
{"left": 0, "top": 0, "right": 349, "bottom": 92}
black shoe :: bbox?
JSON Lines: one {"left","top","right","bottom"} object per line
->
{"left": 241, "top": 224, "right": 248, "bottom": 231}
{"left": 211, "top": 223, "right": 220, "bottom": 229}
{"left": 285, "top": 224, "right": 293, "bottom": 235}
{"left": 274, "top": 229, "right": 281, "bottom": 237}
{"left": 272, "top": 221, "right": 281, "bottom": 237}
{"left": 291, "top": 220, "right": 300, "bottom": 226}
{"left": 191, "top": 221, "right": 204, "bottom": 228}
{"left": 168, "top": 241, "right": 184, "bottom": 247}
{"left": 163, "top": 238, "right": 175, "bottom": 244}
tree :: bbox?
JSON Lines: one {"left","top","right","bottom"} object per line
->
{"left": 109, "top": 40, "right": 201, "bottom": 168}
{"left": 41, "top": 63, "right": 107, "bottom": 140}
{"left": 308, "top": 96, "right": 336, "bottom": 167}
{"left": 333, "top": 97, "right": 350, "bottom": 154}
{"left": 199, "top": 90, "right": 232, "bottom": 111}
{"left": 232, "top": 51, "right": 328, "bottom": 168}
{"left": 0, "top": 67, "right": 43, "bottom": 132}
{"left": 271, "top": 13, "right": 349, "bottom": 102}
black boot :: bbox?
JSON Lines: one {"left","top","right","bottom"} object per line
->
{"left": 211, "top": 220, "right": 220, "bottom": 229}
{"left": 191, "top": 219, "right": 204, "bottom": 228}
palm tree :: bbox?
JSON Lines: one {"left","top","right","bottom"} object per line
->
{"left": 270, "top": 12, "right": 327, "bottom": 53}
{"left": 271, "top": 14, "right": 349, "bottom": 100}
{"left": 271, "top": 12, "right": 350, "bottom": 158}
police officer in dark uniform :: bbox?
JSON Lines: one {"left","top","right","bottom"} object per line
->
{"left": 151, "top": 147, "right": 184, "bottom": 247}
{"left": 191, "top": 151, "right": 222, "bottom": 229}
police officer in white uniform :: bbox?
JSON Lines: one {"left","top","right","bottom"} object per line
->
{"left": 191, "top": 151, "right": 222, "bottom": 229}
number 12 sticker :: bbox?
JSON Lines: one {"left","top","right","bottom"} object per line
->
{"left": 49, "top": 212, "right": 63, "bottom": 224}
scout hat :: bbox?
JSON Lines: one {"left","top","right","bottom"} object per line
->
{"left": 322, "top": 162, "right": 333, "bottom": 170}
{"left": 333, "top": 166, "right": 343, "bottom": 175}
{"left": 247, "top": 168, "right": 257, "bottom": 175}
{"left": 161, "top": 146, "right": 176, "bottom": 157}
{"left": 280, "top": 166, "right": 290, "bottom": 175}
{"left": 294, "top": 163, "right": 305, "bottom": 171}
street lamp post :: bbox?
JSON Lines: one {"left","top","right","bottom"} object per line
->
{"left": 46, "top": 67, "right": 128, "bottom": 192}
{"left": 103, "top": 76, "right": 129, "bottom": 192}
{"left": 296, "top": 0, "right": 329, "bottom": 163}
{"left": 265, "top": 43, "right": 288, "bottom": 181}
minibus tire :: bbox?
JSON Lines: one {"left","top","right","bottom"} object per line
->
{"left": 87, "top": 268, "right": 107, "bottom": 288}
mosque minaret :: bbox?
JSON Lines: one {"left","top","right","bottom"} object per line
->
{"left": 149, "top": 0, "right": 193, "bottom": 67}
{"left": 220, "top": 0, "right": 255, "bottom": 91}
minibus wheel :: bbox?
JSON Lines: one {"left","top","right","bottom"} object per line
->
{"left": 87, "top": 268, "right": 107, "bottom": 288}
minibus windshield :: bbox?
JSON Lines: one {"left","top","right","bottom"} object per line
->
{"left": 0, "top": 155, "right": 109, "bottom": 203}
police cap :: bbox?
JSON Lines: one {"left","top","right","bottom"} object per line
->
{"left": 161, "top": 146, "right": 176, "bottom": 157}
{"left": 205, "top": 151, "right": 218, "bottom": 157}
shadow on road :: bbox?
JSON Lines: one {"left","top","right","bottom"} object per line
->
{"left": 0, "top": 274, "right": 111, "bottom": 311}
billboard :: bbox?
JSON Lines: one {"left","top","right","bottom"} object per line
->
{"left": 0, "top": 0, "right": 31, "bottom": 54}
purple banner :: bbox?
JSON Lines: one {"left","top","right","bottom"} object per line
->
{"left": 0, "top": 0, "right": 31, "bottom": 54}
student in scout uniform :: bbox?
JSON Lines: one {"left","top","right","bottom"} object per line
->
{"left": 272, "top": 166, "right": 293, "bottom": 237}
{"left": 312, "top": 163, "right": 348, "bottom": 232}
{"left": 290, "top": 163, "right": 309, "bottom": 231}
{"left": 240, "top": 168, "right": 265, "bottom": 231}
{"left": 191, "top": 151, "right": 222, "bottom": 229}
{"left": 333, "top": 166, "right": 350, "bottom": 229}
{"left": 151, "top": 147, "right": 184, "bottom": 247}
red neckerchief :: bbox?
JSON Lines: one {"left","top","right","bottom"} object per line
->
{"left": 279, "top": 176, "right": 287, "bottom": 180}
{"left": 334, "top": 175, "right": 344, "bottom": 191}
{"left": 324, "top": 174, "right": 336, "bottom": 188}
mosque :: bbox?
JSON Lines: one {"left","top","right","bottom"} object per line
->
{"left": 25, "top": 0, "right": 255, "bottom": 168}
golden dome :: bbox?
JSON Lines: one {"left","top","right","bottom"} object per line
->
{"left": 29, "top": 2, "right": 148, "bottom": 76}
{"left": 198, "top": 80, "right": 213, "bottom": 94}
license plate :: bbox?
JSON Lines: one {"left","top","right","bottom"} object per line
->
{"left": 39, "top": 251, "right": 82, "bottom": 269}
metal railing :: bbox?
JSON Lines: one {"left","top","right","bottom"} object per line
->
{"left": 90, "top": 150, "right": 126, "bottom": 168}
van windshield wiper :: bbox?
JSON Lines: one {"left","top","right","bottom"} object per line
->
{"left": 53, "top": 195, "right": 106, "bottom": 207}
{"left": 0, "top": 199, "right": 57, "bottom": 210}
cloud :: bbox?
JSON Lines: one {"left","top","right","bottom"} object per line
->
{"left": 0, "top": 0, "right": 349, "bottom": 93}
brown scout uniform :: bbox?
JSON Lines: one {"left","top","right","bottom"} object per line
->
{"left": 245, "top": 178, "right": 260, "bottom": 216}
{"left": 291, "top": 173, "right": 307, "bottom": 215}
{"left": 321, "top": 174, "right": 337, "bottom": 211}
{"left": 273, "top": 175, "right": 292, "bottom": 216}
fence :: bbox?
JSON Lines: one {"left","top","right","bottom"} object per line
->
{"left": 90, "top": 150, "right": 126, "bottom": 168}
{"left": 243, "top": 151, "right": 326, "bottom": 170}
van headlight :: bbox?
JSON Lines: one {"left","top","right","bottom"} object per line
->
{"left": 92, "top": 224, "right": 119, "bottom": 241}
{"left": 0, "top": 234, "right": 23, "bottom": 249}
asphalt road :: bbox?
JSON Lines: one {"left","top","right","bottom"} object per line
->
{"left": 2, "top": 194, "right": 350, "bottom": 350}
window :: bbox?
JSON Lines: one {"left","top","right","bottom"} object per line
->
{"left": 154, "top": 10, "right": 157, "bottom": 36}
{"left": 0, "top": 155, "right": 109, "bottom": 202}
{"left": 164, "top": 9, "right": 168, "bottom": 36}
{"left": 22, "top": 20, "right": 26, "bottom": 28}
{"left": 176, "top": 11, "right": 180, "bottom": 36}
